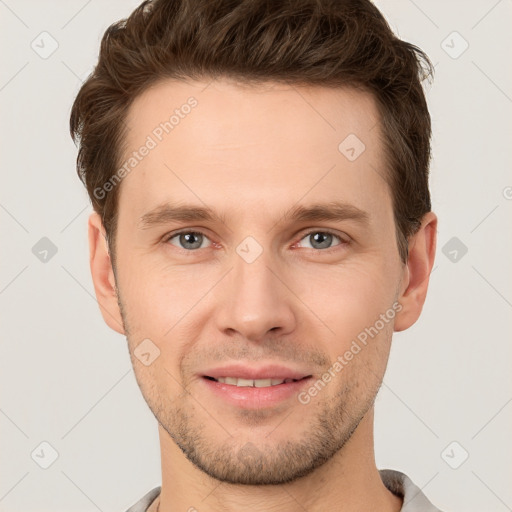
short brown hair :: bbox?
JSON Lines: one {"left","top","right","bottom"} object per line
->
{"left": 70, "top": 0, "right": 434, "bottom": 265}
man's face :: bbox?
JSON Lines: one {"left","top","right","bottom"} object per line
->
{"left": 108, "top": 79, "right": 407, "bottom": 484}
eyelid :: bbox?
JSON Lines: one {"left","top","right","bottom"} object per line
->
{"left": 162, "top": 229, "right": 214, "bottom": 248}
{"left": 298, "top": 228, "right": 349, "bottom": 241}
{"left": 163, "top": 229, "right": 210, "bottom": 242}
{"left": 293, "top": 228, "right": 350, "bottom": 250}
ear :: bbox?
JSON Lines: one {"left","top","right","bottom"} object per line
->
{"left": 88, "top": 212, "right": 125, "bottom": 335}
{"left": 394, "top": 211, "right": 437, "bottom": 332}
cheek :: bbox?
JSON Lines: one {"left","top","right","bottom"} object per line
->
{"left": 119, "top": 257, "right": 205, "bottom": 330}
{"left": 295, "top": 261, "right": 397, "bottom": 339}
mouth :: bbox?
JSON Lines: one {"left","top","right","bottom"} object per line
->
{"left": 198, "top": 363, "right": 314, "bottom": 408}
{"left": 200, "top": 372, "right": 313, "bottom": 409}
{"left": 203, "top": 375, "right": 311, "bottom": 387}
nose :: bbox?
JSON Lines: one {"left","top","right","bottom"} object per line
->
{"left": 214, "top": 249, "right": 298, "bottom": 342}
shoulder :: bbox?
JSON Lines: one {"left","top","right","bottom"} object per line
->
{"left": 379, "top": 469, "right": 445, "bottom": 512}
{"left": 124, "top": 486, "right": 161, "bottom": 512}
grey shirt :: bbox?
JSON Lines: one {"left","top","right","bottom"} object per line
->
{"left": 125, "top": 469, "right": 444, "bottom": 511}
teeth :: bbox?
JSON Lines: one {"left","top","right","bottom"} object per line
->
{"left": 215, "top": 377, "right": 299, "bottom": 387}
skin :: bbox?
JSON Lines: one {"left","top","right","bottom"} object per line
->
{"left": 88, "top": 78, "right": 437, "bottom": 512}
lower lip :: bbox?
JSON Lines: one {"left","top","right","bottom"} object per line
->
{"left": 201, "top": 377, "right": 312, "bottom": 409}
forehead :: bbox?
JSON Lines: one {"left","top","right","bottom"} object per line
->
{"left": 118, "top": 78, "right": 391, "bottom": 226}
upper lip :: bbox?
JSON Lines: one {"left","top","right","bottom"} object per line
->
{"left": 201, "top": 364, "right": 312, "bottom": 380}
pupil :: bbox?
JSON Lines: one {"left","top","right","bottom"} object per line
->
{"left": 181, "top": 232, "right": 202, "bottom": 249}
{"left": 311, "top": 232, "right": 331, "bottom": 249}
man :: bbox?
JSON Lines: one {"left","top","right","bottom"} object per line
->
{"left": 70, "top": 0, "right": 441, "bottom": 510}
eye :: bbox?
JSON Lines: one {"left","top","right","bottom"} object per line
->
{"left": 296, "top": 230, "right": 346, "bottom": 250}
{"left": 165, "top": 231, "right": 211, "bottom": 250}
{"left": 163, "top": 229, "right": 347, "bottom": 252}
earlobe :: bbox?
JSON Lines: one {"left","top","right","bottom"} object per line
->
{"left": 88, "top": 212, "right": 125, "bottom": 335}
{"left": 394, "top": 211, "right": 437, "bottom": 332}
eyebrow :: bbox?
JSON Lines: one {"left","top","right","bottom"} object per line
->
{"left": 138, "top": 200, "right": 370, "bottom": 230}
{"left": 139, "top": 202, "right": 227, "bottom": 229}
{"left": 281, "top": 201, "right": 370, "bottom": 226}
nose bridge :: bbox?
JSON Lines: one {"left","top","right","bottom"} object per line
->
{"left": 216, "top": 243, "right": 296, "bottom": 340}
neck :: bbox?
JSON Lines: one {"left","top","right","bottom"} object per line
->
{"left": 154, "top": 408, "right": 402, "bottom": 512}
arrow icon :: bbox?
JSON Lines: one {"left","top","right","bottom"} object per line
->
{"left": 32, "top": 237, "right": 58, "bottom": 262}
{"left": 236, "top": 236, "right": 263, "bottom": 263}
{"left": 134, "top": 339, "right": 160, "bottom": 366}
{"left": 440, "top": 31, "right": 469, "bottom": 59}
{"left": 338, "top": 134, "right": 365, "bottom": 161}
{"left": 442, "top": 236, "right": 467, "bottom": 263}
{"left": 31, "top": 441, "right": 59, "bottom": 469}
{"left": 30, "top": 31, "right": 59, "bottom": 60}
{"left": 441, "top": 441, "right": 469, "bottom": 469}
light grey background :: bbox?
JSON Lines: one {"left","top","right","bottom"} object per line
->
{"left": 1, "top": 1, "right": 511, "bottom": 511}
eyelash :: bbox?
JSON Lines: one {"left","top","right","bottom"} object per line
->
{"left": 162, "top": 229, "right": 349, "bottom": 253}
